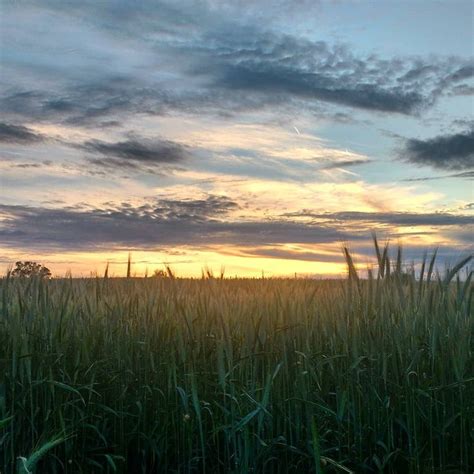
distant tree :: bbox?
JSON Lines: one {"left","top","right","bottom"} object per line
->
{"left": 153, "top": 269, "right": 167, "bottom": 278}
{"left": 153, "top": 266, "right": 175, "bottom": 279}
{"left": 11, "top": 261, "right": 51, "bottom": 279}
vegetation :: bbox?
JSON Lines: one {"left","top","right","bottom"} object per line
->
{"left": 0, "top": 241, "right": 472, "bottom": 473}
{"left": 10, "top": 261, "right": 51, "bottom": 280}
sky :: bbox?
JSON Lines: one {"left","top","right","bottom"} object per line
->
{"left": 0, "top": 0, "right": 473, "bottom": 277}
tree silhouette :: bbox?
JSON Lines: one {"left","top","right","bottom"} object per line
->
{"left": 11, "top": 261, "right": 51, "bottom": 279}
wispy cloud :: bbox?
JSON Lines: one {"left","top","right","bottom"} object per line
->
{"left": 402, "top": 170, "right": 474, "bottom": 181}
{"left": 79, "top": 138, "right": 190, "bottom": 169}
{"left": 320, "top": 158, "right": 371, "bottom": 169}
{"left": 283, "top": 210, "right": 474, "bottom": 227}
{"left": 0, "top": 122, "right": 46, "bottom": 144}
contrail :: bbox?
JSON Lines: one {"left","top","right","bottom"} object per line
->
{"left": 336, "top": 168, "right": 359, "bottom": 176}
{"left": 293, "top": 126, "right": 300, "bottom": 135}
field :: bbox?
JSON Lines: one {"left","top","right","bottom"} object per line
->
{"left": 0, "top": 245, "right": 473, "bottom": 473}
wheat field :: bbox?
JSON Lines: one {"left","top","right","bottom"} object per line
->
{"left": 1, "top": 243, "right": 472, "bottom": 473}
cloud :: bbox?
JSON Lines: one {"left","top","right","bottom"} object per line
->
{"left": 152, "top": 195, "right": 239, "bottom": 220}
{"left": 1, "top": 2, "right": 472, "bottom": 129}
{"left": 232, "top": 245, "right": 344, "bottom": 264}
{"left": 0, "top": 84, "right": 167, "bottom": 128}
{"left": 403, "top": 170, "right": 474, "bottom": 181}
{"left": 79, "top": 137, "right": 190, "bottom": 168}
{"left": 320, "top": 158, "right": 371, "bottom": 169}
{"left": 0, "top": 201, "right": 356, "bottom": 251}
{"left": 194, "top": 31, "right": 472, "bottom": 115}
{"left": 449, "top": 84, "right": 474, "bottom": 96}
{"left": 283, "top": 210, "right": 474, "bottom": 227}
{"left": 401, "top": 128, "right": 474, "bottom": 171}
{"left": 445, "top": 64, "right": 474, "bottom": 83}
{"left": 9, "top": 160, "right": 53, "bottom": 169}
{"left": 212, "top": 62, "right": 426, "bottom": 114}
{"left": 0, "top": 122, "right": 45, "bottom": 144}
{"left": 1, "top": 200, "right": 472, "bottom": 254}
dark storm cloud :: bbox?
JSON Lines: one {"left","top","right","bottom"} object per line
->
{"left": 79, "top": 138, "right": 189, "bottom": 168}
{"left": 402, "top": 129, "right": 474, "bottom": 171}
{"left": 0, "top": 122, "right": 45, "bottom": 144}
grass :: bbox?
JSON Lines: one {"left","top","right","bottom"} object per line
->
{"left": 0, "top": 240, "right": 472, "bottom": 473}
